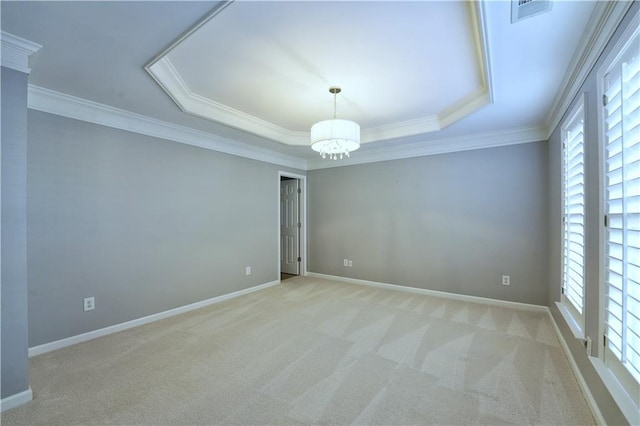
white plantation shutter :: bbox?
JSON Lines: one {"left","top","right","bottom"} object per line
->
{"left": 562, "top": 102, "right": 586, "bottom": 320}
{"left": 603, "top": 29, "right": 640, "bottom": 386}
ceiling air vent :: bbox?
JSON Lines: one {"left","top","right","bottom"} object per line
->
{"left": 511, "top": 0, "right": 552, "bottom": 24}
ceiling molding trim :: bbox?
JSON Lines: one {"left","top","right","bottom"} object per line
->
{"left": 27, "top": 85, "right": 307, "bottom": 170}
{"left": 149, "top": 51, "right": 490, "bottom": 147}
{"left": 147, "top": 56, "right": 310, "bottom": 146}
{"left": 183, "top": 87, "right": 309, "bottom": 145}
{"left": 25, "top": 85, "right": 547, "bottom": 172}
{"left": 470, "top": 0, "right": 494, "bottom": 103}
{"left": 307, "top": 126, "right": 547, "bottom": 170}
{"left": 360, "top": 0, "right": 494, "bottom": 143}
{"left": 437, "top": 0, "right": 494, "bottom": 131}
{"left": 438, "top": 86, "right": 490, "bottom": 129}
{"left": 544, "top": 0, "right": 633, "bottom": 138}
{"left": 0, "top": 31, "right": 41, "bottom": 74}
{"left": 362, "top": 115, "right": 441, "bottom": 143}
{"left": 145, "top": 1, "right": 494, "bottom": 148}
{"left": 144, "top": 56, "right": 191, "bottom": 112}
{"left": 145, "top": 1, "right": 235, "bottom": 67}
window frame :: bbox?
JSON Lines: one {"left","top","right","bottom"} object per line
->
{"left": 561, "top": 95, "right": 587, "bottom": 331}
{"left": 596, "top": 11, "right": 640, "bottom": 417}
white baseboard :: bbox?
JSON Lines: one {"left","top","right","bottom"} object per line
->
{"left": 0, "top": 387, "right": 32, "bottom": 413}
{"left": 547, "top": 310, "right": 605, "bottom": 426}
{"left": 29, "top": 280, "right": 280, "bottom": 357}
{"left": 306, "top": 272, "right": 547, "bottom": 312}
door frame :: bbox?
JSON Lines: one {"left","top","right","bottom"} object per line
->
{"left": 278, "top": 171, "right": 307, "bottom": 279}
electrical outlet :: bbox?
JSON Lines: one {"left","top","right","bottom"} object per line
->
{"left": 83, "top": 297, "right": 95, "bottom": 312}
{"left": 245, "top": 266, "right": 251, "bottom": 275}
{"left": 348, "top": 260, "right": 353, "bottom": 267}
{"left": 502, "top": 275, "right": 510, "bottom": 286}
{"left": 344, "top": 259, "right": 348, "bottom": 266}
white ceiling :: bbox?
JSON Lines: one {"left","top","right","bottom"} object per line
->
{"left": 1, "top": 1, "right": 604, "bottom": 167}
{"left": 150, "top": 1, "right": 485, "bottom": 146}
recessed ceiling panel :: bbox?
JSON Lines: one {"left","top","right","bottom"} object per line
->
{"left": 147, "top": 0, "right": 488, "bottom": 145}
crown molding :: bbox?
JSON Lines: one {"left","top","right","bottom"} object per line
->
{"left": 0, "top": 31, "right": 41, "bottom": 74}
{"left": 438, "top": 86, "right": 490, "bottom": 129}
{"left": 27, "top": 85, "right": 543, "bottom": 173}
{"left": 144, "top": 55, "right": 191, "bottom": 112}
{"left": 148, "top": 54, "right": 493, "bottom": 148}
{"left": 27, "top": 85, "right": 307, "bottom": 170}
{"left": 145, "top": 1, "right": 494, "bottom": 147}
{"left": 362, "top": 115, "right": 441, "bottom": 143}
{"left": 361, "top": 85, "right": 491, "bottom": 144}
{"left": 307, "top": 125, "right": 546, "bottom": 170}
{"left": 544, "top": 0, "right": 633, "bottom": 138}
{"left": 145, "top": 1, "right": 235, "bottom": 67}
{"left": 146, "top": 56, "right": 310, "bottom": 146}
{"left": 471, "top": 0, "right": 494, "bottom": 103}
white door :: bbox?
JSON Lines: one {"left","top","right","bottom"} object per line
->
{"left": 280, "top": 179, "right": 299, "bottom": 275}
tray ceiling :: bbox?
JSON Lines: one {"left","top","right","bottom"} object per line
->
{"left": 1, "top": 0, "right": 607, "bottom": 167}
{"left": 146, "top": 1, "right": 489, "bottom": 146}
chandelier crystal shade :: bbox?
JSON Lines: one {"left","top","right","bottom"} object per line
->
{"left": 310, "top": 87, "right": 360, "bottom": 160}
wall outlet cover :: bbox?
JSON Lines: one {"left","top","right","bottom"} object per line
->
{"left": 83, "top": 297, "right": 95, "bottom": 312}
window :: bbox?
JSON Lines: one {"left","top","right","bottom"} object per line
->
{"left": 602, "top": 24, "right": 639, "bottom": 398}
{"left": 562, "top": 98, "right": 586, "bottom": 327}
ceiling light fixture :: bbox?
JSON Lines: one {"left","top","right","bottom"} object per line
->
{"left": 310, "top": 87, "right": 360, "bottom": 160}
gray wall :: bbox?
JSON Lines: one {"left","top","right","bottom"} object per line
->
{"left": 1, "top": 66, "right": 31, "bottom": 398}
{"left": 547, "top": 3, "right": 639, "bottom": 424}
{"left": 308, "top": 142, "right": 549, "bottom": 305}
{"left": 27, "top": 111, "right": 303, "bottom": 347}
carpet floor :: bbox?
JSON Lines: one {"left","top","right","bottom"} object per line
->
{"left": 2, "top": 276, "right": 595, "bottom": 425}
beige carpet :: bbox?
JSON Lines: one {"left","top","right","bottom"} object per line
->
{"left": 2, "top": 276, "right": 594, "bottom": 425}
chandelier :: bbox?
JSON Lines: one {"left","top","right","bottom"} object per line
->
{"left": 310, "top": 87, "right": 360, "bottom": 160}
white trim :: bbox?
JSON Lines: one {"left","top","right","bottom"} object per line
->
{"left": 0, "top": 32, "right": 41, "bottom": 74}
{"left": 144, "top": 1, "right": 493, "bottom": 147}
{"left": 590, "top": 356, "right": 640, "bottom": 425}
{"left": 0, "top": 387, "right": 33, "bottom": 413}
{"left": 544, "top": 1, "right": 633, "bottom": 138}
{"left": 362, "top": 115, "right": 441, "bottom": 143}
{"left": 595, "top": 10, "right": 640, "bottom": 419}
{"left": 147, "top": 56, "right": 310, "bottom": 147}
{"left": 144, "top": 56, "right": 191, "bottom": 113}
{"left": 594, "top": 0, "right": 612, "bottom": 367}
{"left": 555, "top": 301, "right": 586, "bottom": 342}
{"left": 560, "top": 94, "right": 586, "bottom": 331}
{"left": 277, "top": 172, "right": 308, "bottom": 279}
{"left": 28, "top": 280, "right": 280, "bottom": 357}
{"left": 306, "top": 272, "right": 547, "bottom": 312}
{"left": 148, "top": 53, "right": 489, "bottom": 147}
{"left": 27, "top": 85, "right": 307, "bottom": 170}
{"left": 438, "top": 86, "right": 490, "bottom": 129}
{"left": 26, "top": 84, "right": 543, "bottom": 172}
{"left": 307, "top": 125, "right": 546, "bottom": 170}
{"left": 547, "top": 310, "right": 607, "bottom": 426}
{"left": 472, "top": 0, "right": 494, "bottom": 103}
{"left": 596, "top": 4, "right": 640, "bottom": 92}
{"left": 145, "top": 0, "right": 234, "bottom": 66}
